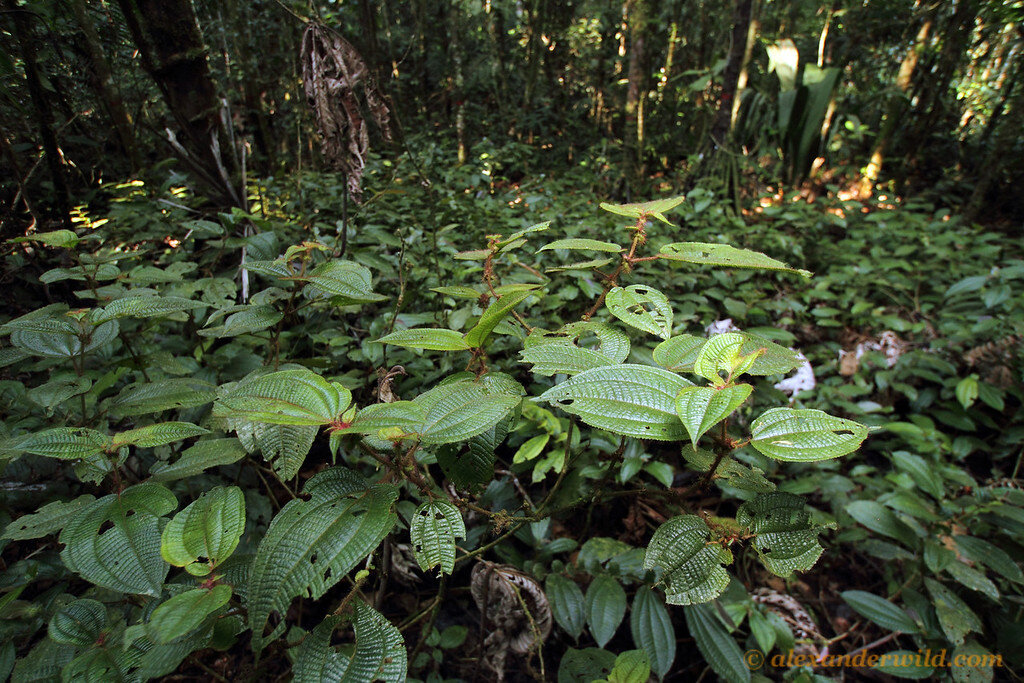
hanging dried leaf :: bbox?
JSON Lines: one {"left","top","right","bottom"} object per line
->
{"left": 301, "top": 23, "right": 392, "bottom": 201}
{"left": 471, "top": 562, "right": 552, "bottom": 680}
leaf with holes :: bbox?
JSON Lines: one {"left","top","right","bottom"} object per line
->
{"left": 414, "top": 380, "right": 521, "bottom": 445}
{"left": 377, "top": 328, "right": 472, "bottom": 351}
{"left": 60, "top": 483, "right": 177, "bottom": 596}
{"left": 110, "top": 378, "right": 217, "bottom": 417}
{"left": 605, "top": 285, "right": 673, "bottom": 340}
{"left": 737, "top": 492, "right": 829, "bottom": 576}
{"left": 248, "top": 467, "right": 398, "bottom": 652}
{"left": 521, "top": 322, "right": 629, "bottom": 376}
{"left": 148, "top": 586, "right": 232, "bottom": 644}
{"left": 644, "top": 516, "right": 732, "bottom": 605}
{"left": 546, "top": 574, "right": 586, "bottom": 640}
{"left": 538, "top": 238, "right": 623, "bottom": 252}
{"left": 292, "top": 602, "right": 407, "bottom": 682}
{"left": 585, "top": 574, "right": 627, "bottom": 648}
{"left": 600, "top": 196, "right": 686, "bottom": 225}
{"left": 161, "top": 486, "right": 245, "bottom": 576}
{"left": 675, "top": 384, "right": 753, "bottom": 449}
{"left": 540, "top": 364, "right": 691, "bottom": 441}
{"left": 410, "top": 500, "right": 465, "bottom": 576}
{"left": 631, "top": 586, "right": 676, "bottom": 679}
{"left": 660, "top": 242, "right": 811, "bottom": 276}
{"left": 3, "top": 495, "right": 96, "bottom": 540}
{"left": 49, "top": 599, "right": 107, "bottom": 646}
{"left": 13, "top": 428, "right": 109, "bottom": 460}
{"left": 112, "top": 422, "right": 209, "bottom": 449}
{"left": 464, "top": 288, "right": 540, "bottom": 348}
{"left": 214, "top": 368, "right": 351, "bottom": 426}
{"left": 750, "top": 408, "right": 868, "bottom": 462}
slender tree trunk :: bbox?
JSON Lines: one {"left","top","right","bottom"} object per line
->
{"left": 4, "top": 0, "right": 71, "bottom": 229}
{"left": 730, "top": 0, "right": 759, "bottom": 130}
{"left": 623, "top": 0, "right": 647, "bottom": 189}
{"left": 710, "top": 0, "right": 754, "bottom": 147}
{"left": 449, "top": 4, "right": 467, "bottom": 164}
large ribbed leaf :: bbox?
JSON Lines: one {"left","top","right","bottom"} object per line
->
{"left": 464, "top": 288, "right": 539, "bottom": 348}
{"left": 436, "top": 407, "right": 516, "bottom": 491}
{"left": 540, "top": 365, "right": 691, "bottom": 441}
{"left": 376, "top": 328, "right": 471, "bottom": 351}
{"left": 234, "top": 420, "right": 317, "bottom": 479}
{"left": 49, "top": 599, "right": 107, "bottom": 646}
{"left": 149, "top": 438, "right": 247, "bottom": 482}
{"left": 538, "top": 238, "right": 623, "bottom": 252}
{"left": 302, "top": 260, "right": 387, "bottom": 304}
{"left": 599, "top": 196, "right": 685, "bottom": 225}
{"left": 348, "top": 401, "right": 425, "bottom": 440}
{"left": 750, "top": 408, "right": 868, "bottom": 461}
{"left": 11, "top": 637, "right": 75, "bottom": 682}
{"left": 3, "top": 494, "right": 95, "bottom": 540}
{"left": 605, "top": 285, "right": 673, "bottom": 340}
{"left": 14, "top": 428, "right": 109, "bottom": 460}
{"left": 110, "top": 378, "right": 217, "bottom": 417}
{"left": 660, "top": 242, "right": 811, "bottom": 277}
{"left": 95, "top": 295, "right": 207, "bottom": 323}
{"left": 214, "top": 368, "right": 351, "bottom": 426}
{"left": 693, "top": 333, "right": 760, "bottom": 385}
{"left": 644, "top": 516, "right": 731, "bottom": 605}
{"left": 585, "top": 574, "right": 626, "bottom": 648}
{"left": 9, "top": 319, "right": 119, "bottom": 359}
{"left": 736, "top": 492, "right": 827, "bottom": 576}
{"left": 652, "top": 335, "right": 704, "bottom": 371}
{"left": 60, "top": 483, "right": 177, "bottom": 596}
{"left": 248, "top": 468, "right": 398, "bottom": 652}
{"left": 161, "top": 486, "right": 245, "bottom": 576}
{"left": 683, "top": 604, "right": 750, "bottom": 683}
{"left": 148, "top": 586, "right": 232, "bottom": 644}
{"left": 414, "top": 381, "right": 521, "bottom": 445}
{"left": 409, "top": 500, "right": 465, "bottom": 576}
{"left": 293, "top": 602, "right": 407, "bottom": 682}
{"left": 631, "top": 586, "right": 675, "bottom": 679}
{"left": 520, "top": 322, "right": 629, "bottom": 376}
{"left": 546, "top": 574, "right": 586, "bottom": 640}
{"left": 111, "top": 422, "right": 208, "bottom": 448}
{"left": 198, "top": 305, "right": 282, "bottom": 338}
{"left": 675, "top": 384, "right": 753, "bottom": 448}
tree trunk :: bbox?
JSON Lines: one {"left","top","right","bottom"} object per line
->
{"left": 623, "top": 0, "right": 647, "bottom": 189}
{"left": 4, "top": 0, "right": 72, "bottom": 229}
{"left": 116, "top": 0, "right": 240, "bottom": 206}
{"left": 68, "top": 0, "right": 139, "bottom": 170}
{"left": 730, "top": 0, "right": 759, "bottom": 130}
{"left": 710, "top": 0, "right": 753, "bottom": 147}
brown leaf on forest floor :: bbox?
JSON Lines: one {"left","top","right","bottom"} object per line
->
{"left": 470, "top": 562, "right": 551, "bottom": 681}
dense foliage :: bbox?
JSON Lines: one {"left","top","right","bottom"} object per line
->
{"left": 2, "top": 0, "right": 1024, "bottom": 681}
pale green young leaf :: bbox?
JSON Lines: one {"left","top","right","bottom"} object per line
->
{"left": 644, "top": 516, "right": 731, "bottom": 605}
{"left": 464, "top": 288, "right": 540, "bottom": 348}
{"left": 49, "top": 599, "right": 107, "bottom": 646}
{"left": 692, "top": 333, "right": 762, "bottom": 385}
{"left": 683, "top": 604, "right": 751, "bottom": 683}
{"left": 546, "top": 574, "right": 586, "bottom": 640}
{"left": 9, "top": 229, "right": 79, "bottom": 248}
{"left": 652, "top": 334, "right": 704, "bottom": 371}
{"left": 538, "top": 238, "right": 623, "bottom": 252}
{"left": 149, "top": 438, "right": 247, "bottom": 482}
{"left": 112, "top": 421, "right": 209, "bottom": 448}
{"left": 60, "top": 483, "right": 177, "bottom": 596}
{"left": 161, "top": 486, "right": 245, "bottom": 576}
{"left": 292, "top": 602, "right": 407, "bottom": 683}
{"left": 737, "top": 492, "right": 828, "bottom": 576}
{"left": 599, "top": 195, "right": 686, "bottom": 225}
{"left": 431, "top": 285, "right": 481, "bottom": 299}
{"left": 630, "top": 586, "right": 676, "bottom": 679}
{"left": 540, "top": 364, "right": 691, "bottom": 441}
{"left": 605, "top": 285, "right": 673, "bottom": 340}
{"left": 660, "top": 242, "right": 811, "bottom": 276}
{"left": 513, "top": 434, "right": 550, "bottom": 463}
{"left": 214, "top": 368, "right": 351, "bottom": 426}
{"left": 585, "top": 574, "right": 626, "bottom": 648}
{"left": 675, "top": 384, "right": 753, "bottom": 449}
{"left": 607, "top": 650, "right": 650, "bottom": 683}
{"left": 377, "top": 328, "right": 472, "bottom": 351}
{"left": 750, "top": 407, "right": 868, "bottom": 461}
{"left": 248, "top": 468, "right": 398, "bottom": 652}
{"left": 148, "top": 586, "right": 232, "bottom": 644}
{"left": 545, "top": 257, "right": 615, "bottom": 272}
{"left": 3, "top": 495, "right": 96, "bottom": 540}
{"left": 409, "top": 500, "right": 466, "bottom": 576}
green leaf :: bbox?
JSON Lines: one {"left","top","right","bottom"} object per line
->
{"left": 521, "top": 322, "right": 629, "bottom": 375}
{"left": 112, "top": 421, "right": 209, "bottom": 448}
{"left": 607, "top": 650, "right": 650, "bottom": 683}
{"left": 630, "top": 586, "right": 675, "bottom": 679}
{"left": 950, "top": 641, "right": 997, "bottom": 683}
{"left": 161, "top": 486, "right": 245, "bottom": 576}
{"left": 431, "top": 285, "right": 482, "bottom": 299}
{"left": 3, "top": 495, "right": 95, "bottom": 540}
{"left": 110, "top": 378, "right": 217, "bottom": 417}
{"left": 9, "top": 229, "right": 79, "bottom": 248}
{"left": 846, "top": 500, "right": 920, "bottom": 549}
{"left": 545, "top": 257, "right": 615, "bottom": 272}
{"left": 955, "top": 536, "right": 1024, "bottom": 584}
{"left": 737, "top": 492, "right": 828, "bottom": 576}
{"left": 248, "top": 467, "right": 398, "bottom": 652}
{"left": 13, "top": 427, "right": 109, "bottom": 460}
{"left": 540, "top": 364, "right": 692, "bottom": 441}
{"left": 148, "top": 586, "right": 232, "bottom": 644}
{"left": 49, "top": 599, "right": 107, "bottom": 646}
{"left": 605, "top": 285, "right": 673, "bottom": 340}
{"left": 546, "top": 574, "right": 586, "bottom": 640}
{"left": 955, "top": 376, "right": 979, "bottom": 409}
{"left": 301, "top": 260, "right": 387, "bottom": 304}
{"left": 600, "top": 196, "right": 686, "bottom": 225}
{"left": 214, "top": 368, "right": 351, "bottom": 426}
{"left": 414, "top": 380, "right": 521, "bottom": 445}
{"left": 60, "top": 483, "right": 177, "bottom": 596}
{"left": 95, "top": 295, "right": 208, "bottom": 323}
{"left": 750, "top": 407, "right": 868, "bottom": 461}
{"left": 873, "top": 650, "right": 934, "bottom": 679}
{"left": 464, "top": 288, "right": 539, "bottom": 348}
{"left": 660, "top": 242, "right": 811, "bottom": 276}
{"left": 348, "top": 401, "right": 425, "bottom": 439}
{"left": 377, "top": 328, "right": 471, "bottom": 351}
{"left": 198, "top": 305, "right": 282, "bottom": 338}
{"left": 149, "top": 438, "right": 248, "bottom": 482}
{"left": 409, "top": 500, "right": 466, "bottom": 576}
{"left": 684, "top": 603, "right": 751, "bottom": 683}
{"left": 292, "top": 602, "right": 407, "bottom": 683}
{"left": 644, "top": 516, "right": 731, "bottom": 605}
{"left": 675, "top": 384, "right": 753, "bottom": 448}
{"left": 652, "top": 335, "right": 704, "bottom": 371}
{"left": 233, "top": 420, "right": 317, "bottom": 480}
{"left": 841, "top": 591, "right": 919, "bottom": 633}
{"left": 557, "top": 648, "right": 616, "bottom": 683}
{"left": 925, "top": 578, "right": 982, "bottom": 645}
{"left": 585, "top": 574, "right": 627, "bottom": 648}
{"left": 945, "top": 560, "right": 999, "bottom": 601}
{"left": 513, "top": 433, "right": 550, "bottom": 464}
{"left": 539, "top": 238, "right": 623, "bottom": 252}
{"left": 692, "top": 333, "right": 762, "bottom": 385}
{"left": 11, "top": 637, "right": 75, "bottom": 682}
